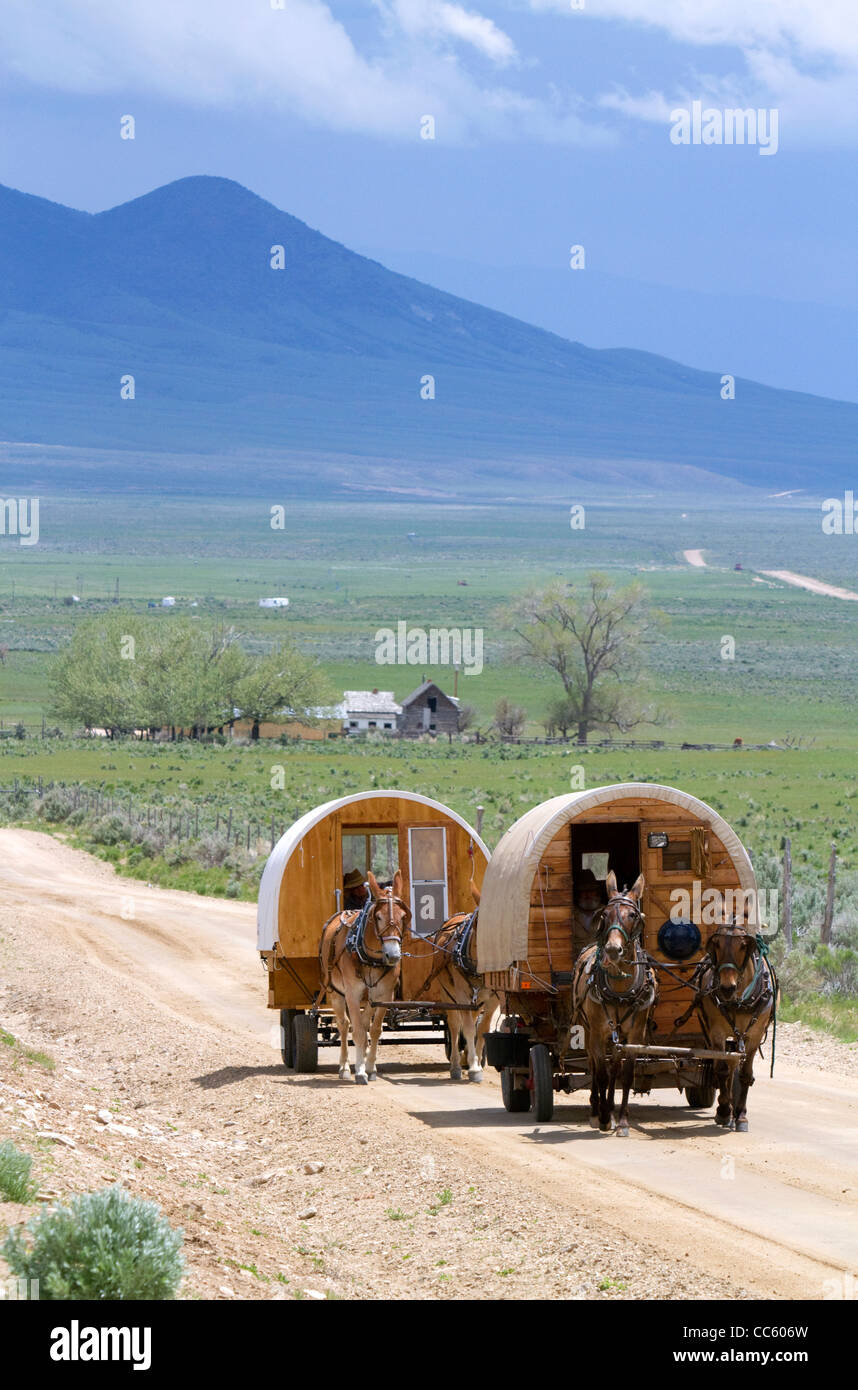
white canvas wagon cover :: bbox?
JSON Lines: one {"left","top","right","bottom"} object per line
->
{"left": 476, "top": 783, "right": 756, "bottom": 973}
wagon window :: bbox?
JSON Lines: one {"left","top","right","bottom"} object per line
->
{"left": 408, "top": 826, "right": 448, "bottom": 937}
{"left": 662, "top": 840, "right": 692, "bottom": 872}
{"left": 341, "top": 829, "right": 398, "bottom": 882}
{"left": 581, "top": 852, "right": 610, "bottom": 881}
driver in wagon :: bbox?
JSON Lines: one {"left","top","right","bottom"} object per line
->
{"left": 343, "top": 868, "right": 369, "bottom": 911}
{"left": 572, "top": 869, "right": 606, "bottom": 936}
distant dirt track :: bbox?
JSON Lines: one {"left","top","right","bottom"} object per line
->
{"left": 683, "top": 549, "right": 706, "bottom": 567}
{"left": 761, "top": 569, "right": 858, "bottom": 601}
{"left": 3, "top": 828, "right": 858, "bottom": 1301}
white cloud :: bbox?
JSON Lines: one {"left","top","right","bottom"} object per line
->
{"left": 384, "top": 0, "right": 518, "bottom": 67}
{"left": 534, "top": 0, "right": 858, "bottom": 142}
{"left": 0, "top": 0, "right": 605, "bottom": 144}
{"left": 531, "top": 0, "right": 858, "bottom": 60}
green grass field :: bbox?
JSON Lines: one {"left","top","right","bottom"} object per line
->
{"left": 3, "top": 493, "right": 857, "bottom": 1041}
{"left": 3, "top": 495, "right": 858, "bottom": 746}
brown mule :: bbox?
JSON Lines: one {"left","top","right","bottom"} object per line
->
{"left": 571, "top": 872, "right": 657, "bottom": 1136}
{"left": 318, "top": 870, "right": 411, "bottom": 1085}
{"left": 695, "top": 919, "right": 776, "bottom": 1132}
{"left": 421, "top": 881, "right": 500, "bottom": 1082}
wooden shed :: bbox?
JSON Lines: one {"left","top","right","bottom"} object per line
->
{"left": 397, "top": 681, "right": 460, "bottom": 737}
{"left": 258, "top": 790, "right": 489, "bottom": 1012}
{"left": 477, "top": 783, "right": 757, "bottom": 1039}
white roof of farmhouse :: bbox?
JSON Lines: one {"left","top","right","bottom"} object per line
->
{"left": 476, "top": 783, "right": 757, "bottom": 974}
{"left": 342, "top": 690, "right": 402, "bottom": 716}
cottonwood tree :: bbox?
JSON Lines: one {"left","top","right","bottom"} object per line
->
{"left": 506, "top": 574, "right": 663, "bottom": 745}
{"left": 50, "top": 614, "right": 147, "bottom": 736}
{"left": 50, "top": 618, "right": 327, "bottom": 739}
{"left": 235, "top": 640, "right": 331, "bottom": 740}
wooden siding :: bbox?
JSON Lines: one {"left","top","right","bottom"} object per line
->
{"left": 509, "top": 797, "right": 744, "bottom": 1040}
{"left": 270, "top": 795, "right": 486, "bottom": 1008}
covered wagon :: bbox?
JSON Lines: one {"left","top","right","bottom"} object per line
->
{"left": 478, "top": 782, "right": 761, "bottom": 1121}
{"left": 258, "top": 790, "right": 489, "bottom": 1070}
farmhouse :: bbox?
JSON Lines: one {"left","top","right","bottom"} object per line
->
{"left": 397, "top": 680, "right": 460, "bottom": 737}
{"left": 341, "top": 689, "right": 401, "bottom": 735}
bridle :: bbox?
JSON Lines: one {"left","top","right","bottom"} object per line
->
{"left": 593, "top": 894, "right": 645, "bottom": 970}
{"left": 583, "top": 894, "right": 656, "bottom": 1028}
{"left": 704, "top": 923, "right": 766, "bottom": 1006}
{"left": 344, "top": 886, "right": 410, "bottom": 970}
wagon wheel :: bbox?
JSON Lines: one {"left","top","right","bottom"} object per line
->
{"left": 279, "top": 1009, "right": 299, "bottom": 1068}
{"left": 292, "top": 1013, "right": 319, "bottom": 1074}
{"left": 685, "top": 1085, "right": 716, "bottom": 1109}
{"left": 501, "top": 1067, "right": 530, "bottom": 1113}
{"left": 529, "top": 1044, "right": 555, "bottom": 1123}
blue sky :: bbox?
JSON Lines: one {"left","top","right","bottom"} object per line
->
{"left": 0, "top": 2, "right": 855, "bottom": 390}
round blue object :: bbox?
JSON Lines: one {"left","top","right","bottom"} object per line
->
{"left": 658, "top": 918, "right": 701, "bottom": 961}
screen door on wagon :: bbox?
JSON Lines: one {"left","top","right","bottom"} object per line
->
{"left": 407, "top": 826, "right": 448, "bottom": 936}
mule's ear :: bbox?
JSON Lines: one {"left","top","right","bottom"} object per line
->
{"left": 630, "top": 873, "right": 645, "bottom": 902}
{"left": 367, "top": 870, "right": 381, "bottom": 899}
{"left": 605, "top": 870, "right": 618, "bottom": 898}
{"left": 392, "top": 869, "right": 404, "bottom": 900}
{"left": 469, "top": 876, "right": 481, "bottom": 906}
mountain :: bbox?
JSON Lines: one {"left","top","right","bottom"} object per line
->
{"left": 360, "top": 245, "right": 858, "bottom": 405}
{"left": 0, "top": 175, "right": 854, "bottom": 498}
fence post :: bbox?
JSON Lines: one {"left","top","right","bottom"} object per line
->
{"left": 226, "top": 809, "right": 233, "bottom": 841}
{"left": 270, "top": 817, "right": 276, "bottom": 850}
{"left": 782, "top": 837, "right": 792, "bottom": 949}
{"left": 476, "top": 805, "right": 484, "bottom": 838}
{"left": 821, "top": 842, "right": 836, "bottom": 945}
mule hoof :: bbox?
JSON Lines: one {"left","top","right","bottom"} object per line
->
{"left": 367, "top": 1071, "right": 377, "bottom": 1081}
{"left": 615, "top": 1124, "right": 629, "bottom": 1138}
{"left": 735, "top": 1118, "right": 748, "bottom": 1133}
{"left": 588, "top": 1115, "right": 600, "bottom": 1129}
{"left": 338, "top": 1068, "right": 351, "bottom": 1080}
{"left": 727, "top": 1116, "right": 736, "bottom": 1131}
{"left": 714, "top": 1111, "right": 731, "bottom": 1128}
{"left": 450, "top": 1070, "right": 463, "bottom": 1083}
{"left": 468, "top": 1069, "right": 482, "bottom": 1083}
{"left": 355, "top": 1074, "right": 368, "bottom": 1086}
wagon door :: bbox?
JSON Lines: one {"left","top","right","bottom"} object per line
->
{"left": 641, "top": 822, "right": 711, "bottom": 1037}
{"left": 399, "top": 825, "right": 449, "bottom": 998}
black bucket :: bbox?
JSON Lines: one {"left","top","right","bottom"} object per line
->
{"left": 484, "top": 1030, "right": 532, "bottom": 1070}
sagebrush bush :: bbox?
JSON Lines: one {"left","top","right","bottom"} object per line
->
{"left": 89, "top": 813, "right": 132, "bottom": 846}
{"left": 36, "top": 790, "right": 75, "bottom": 823}
{"left": 0, "top": 1141, "right": 38, "bottom": 1203}
{"left": 2, "top": 1185, "right": 184, "bottom": 1300}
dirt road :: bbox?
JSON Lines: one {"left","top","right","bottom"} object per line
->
{"left": 2, "top": 829, "right": 857, "bottom": 1301}
{"left": 683, "top": 549, "right": 706, "bottom": 567}
{"left": 761, "top": 570, "right": 858, "bottom": 601}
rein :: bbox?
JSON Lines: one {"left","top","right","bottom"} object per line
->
{"left": 413, "top": 910, "right": 479, "bottom": 1001}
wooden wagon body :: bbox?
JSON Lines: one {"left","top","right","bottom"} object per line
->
{"left": 477, "top": 783, "right": 758, "bottom": 1120}
{"left": 257, "top": 789, "right": 489, "bottom": 1069}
